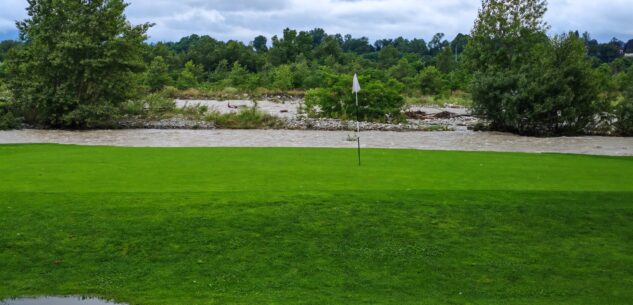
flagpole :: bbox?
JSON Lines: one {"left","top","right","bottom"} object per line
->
{"left": 356, "top": 91, "right": 361, "bottom": 166}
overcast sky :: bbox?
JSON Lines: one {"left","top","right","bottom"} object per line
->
{"left": 1, "top": 0, "right": 632, "bottom": 43}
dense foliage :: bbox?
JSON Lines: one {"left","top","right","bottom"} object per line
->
{"left": 466, "top": 0, "right": 606, "bottom": 136}
{"left": 616, "top": 66, "right": 633, "bottom": 135}
{"left": 0, "top": 0, "right": 631, "bottom": 133}
{"left": 4, "top": 0, "right": 151, "bottom": 128}
{"left": 305, "top": 74, "right": 404, "bottom": 121}
{"left": 0, "top": 81, "right": 20, "bottom": 129}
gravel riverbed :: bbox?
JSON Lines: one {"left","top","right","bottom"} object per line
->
{"left": 127, "top": 99, "right": 479, "bottom": 131}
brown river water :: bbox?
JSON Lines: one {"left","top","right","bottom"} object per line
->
{"left": 1, "top": 129, "right": 632, "bottom": 156}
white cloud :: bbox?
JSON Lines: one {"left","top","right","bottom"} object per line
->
{"left": 1, "top": 0, "right": 632, "bottom": 42}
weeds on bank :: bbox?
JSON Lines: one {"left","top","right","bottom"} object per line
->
{"left": 158, "top": 86, "right": 304, "bottom": 101}
{"left": 204, "top": 108, "right": 284, "bottom": 129}
{"left": 404, "top": 91, "right": 473, "bottom": 107}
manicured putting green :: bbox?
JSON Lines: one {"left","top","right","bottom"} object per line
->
{"left": 1, "top": 144, "right": 632, "bottom": 305}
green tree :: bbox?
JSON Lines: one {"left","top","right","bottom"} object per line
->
{"left": 436, "top": 46, "right": 455, "bottom": 73}
{"left": 388, "top": 58, "right": 417, "bottom": 82}
{"left": 209, "top": 59, "right": 229, "bottom": 83}
{"left": 379, "top": 45, "right": 400, "bottom": 68}
{"left": 227, "top": 62, "right": 251, "bottom": 88}
{"left": 465, "top": 0, "right": 600, "bottom": 135}
{"left": 0, "top": 40, "right": 20, "bottom": 63}
{"left": 466, "top": 0, "right": 549, "bottom": 70}
{"left": 470, "top": 33, "right": 600, "bottom": 135}
{"left": 6, "top": 0, "right": 151, "bottom": 128}
{"left": 272, "top": 65, "right": 294, "bottom": 90}
{"left": 418, "top": 66, "right": 447, "bottom": 96}
{"left": 177, "top": 60, "right": 203, "bottom": 89}
{"left": 252, "top": 35, "right": 268, "bottom": 53}
{"left": 616, "top": 66, "right": 633, "bottom": 135}
{"left": 313, "top": 36, "right": 344, "bottom": 65}
{"left": 146, "top": 56, "right": 171, "bottom": 92}
{"left": 0, "top": 80, "right": 20, "bottom": 129}
{"left": 450, "top": 33, "right": 470, "bottom": 56}
{"left": 428, "top": 33, "right": 448, "bottom": 56}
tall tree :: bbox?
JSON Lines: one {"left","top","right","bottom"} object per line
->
{"left": 0, "top": 40, "right": 20, "bottom": 63}
{"left": 6, "top": 0, "right": 151, "bottom": 128}
{"left": 466, "top": 0, "right": 601, "bottom": 135}
{"left": 466, "top": 0, "right": 548, "bottom": 72}
{"left": 436, "top": 46, "right": 455, "bottom": 73}
{"left": 625, "top": 39, "right": 633, "bottom": 54}
{"left": 428, "top": 33, "right": 448, "bottom": 56}
{"left": 252, "top": 35, "right": 268, "bottom": 53}
{"left": 616, "top": 66, "right": 633, "bottom": 135}
{"left": 379, "top": 45, "right": 400, "bottom": 68}
{"left": 146, "top": 56, "right": 171, "bottom": 92}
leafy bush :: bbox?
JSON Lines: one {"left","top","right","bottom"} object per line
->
{"left": 160, "top": 86, "right": 181, "bottom": 99}
{"left": 227, "top": 62, "right": 254, "bottom": 89}
{"left": 0, "top": 111, "right": 20, "bottom": 130}
{"left": 145, "top": 94, "right": 176, "bottom": 113}
{"left": 146, "top": 56, "right": 171, "bottom": 92}
{"left": 121, "top": 94, "right": 176, "bottom": 118}
{"left": 305, "top": 74, "right": 404, "bottom": 122}
{"left": 176, "top": 61, "right": 203, "bottom": 89}
{"left": 60, "top": 103, "right": 120, "bottom": 129}
{"left": 272, "top": 65, "right": 293, "bottom": 91}
{"left": 0, "top": 83, "right": 21, "bottom": 129}
{"left": 615, "top": 99, "right": 633, "bottom": 136}
{"left": 616, "top": 66, "right": 633, "bottom": 135}
{"left": 418, "top": 66, "right": 448, "bottom": 96}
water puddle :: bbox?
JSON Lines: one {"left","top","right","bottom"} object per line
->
{"left": 0, "top": 296, "right": 126, "bottom": 305}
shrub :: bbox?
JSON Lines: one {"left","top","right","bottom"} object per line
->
{"left": 205, "top": 108, "right": 282, "bottom": 129}
{"left": 0, "top": 82, "right": 20, "bottom": 129}
{"left": 0, "top": 111, "right": 21, "bottom": 130}
{"left": 179, "top": 88, "right": 204, "bottom": 99}
{"left": 146, "top": 56, "right": 171, "bottom": 92}
{"left": 160, "top": 86, "right": 180, "bottom": 99}
{"left": 145, "top": 94, "right": 176, "bottom": 114}
{"left": 176, "top": 61, "right": 203, "bottom": 89}
{"left": 418, "top": 66, "right": 448, "bottom": 96}
{"left": 616, "top": 66, "right": 633, "bottom": 135}
{"left": 121, "top": 94, "right": 175, "bottom": 117}
{"left": 272, "top": 65, "right": 293, "bottom": 91}
{"left": 61, "top": 103, "right": 120, "bottom": 129}
{"left": 304, "top": 74, "right": 404, "bottom": 122}
{"left": 615, "top": 99, "right": 633, "bottom": 136}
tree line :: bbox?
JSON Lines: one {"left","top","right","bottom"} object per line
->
{"left": 0, "top": 0, "right": 631, "bottom": 135}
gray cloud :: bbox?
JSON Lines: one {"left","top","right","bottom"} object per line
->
{"left": 1, "top": 0, "right": 632, "bottom": 42}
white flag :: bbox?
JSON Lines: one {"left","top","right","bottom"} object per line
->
{"left": 352, "top": 74, "right": 361, "bottom": 93}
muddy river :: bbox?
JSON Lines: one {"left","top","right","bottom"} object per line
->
{"left": 1, "top": 129, "right": 632, "bottom": 156}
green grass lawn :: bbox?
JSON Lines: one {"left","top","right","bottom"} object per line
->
{"left": 1, "top": 144, "right": 632, "bottom": 305}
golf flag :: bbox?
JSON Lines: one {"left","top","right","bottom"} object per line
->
{"left": 353, "top": 74, "right": 361, "bottom": 166}
{"left": 352, "top": 74, "right": 361, "bottom": 94}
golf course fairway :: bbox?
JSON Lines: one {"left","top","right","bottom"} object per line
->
{"left": 1, "top": 144, "right": 632, "bottom": 305}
